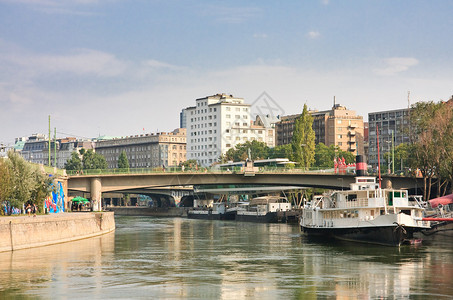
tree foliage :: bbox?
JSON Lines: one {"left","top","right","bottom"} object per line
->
{"left": 409, "top": 98, "right": 453, "bottom": 198}
{"left": 291, "top": 104, "right": 316, "bottom": 169}
{"left": 313, "top": 143, "right": 355, "bottom": 168}
{"left": 82, "top": 149, "right": 108, "bottom": 170}
{"left": 65, "top": 151, "right": 82, "bottom": 171}
{"left": 180, "top": 159, "right": 200, "bottom": 170}
{"left": 118, "top": 150, "right": 130, "bottom": 169}
{"left": 0, "top": 151, "right": 52, "bottom": 215}
{"left": 222, "top": 140, "right": 270, "bottom": 162}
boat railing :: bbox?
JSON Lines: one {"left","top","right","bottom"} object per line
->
{"left": 337, "top": 198, "right": 369, "bottom": 208}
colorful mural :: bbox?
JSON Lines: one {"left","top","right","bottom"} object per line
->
{"left": 45, "top": 180, "right": 65, "bottom": 213}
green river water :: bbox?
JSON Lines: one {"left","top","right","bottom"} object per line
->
{"left": 1, "top": 216, "right": 452, "bottom": 299}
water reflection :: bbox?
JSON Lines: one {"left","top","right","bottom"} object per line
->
{"left": 1, "top": 217, "right": 453, "bottom": 299}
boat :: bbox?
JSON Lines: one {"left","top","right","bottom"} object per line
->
{"left": 300, "top": 176, "right": 431, "bottom": 246}
{"left": 187, "top": 200, "right": 235, "bottom": 220}
{"left": 233, "top": 196, "right": 293, "bottom": 223}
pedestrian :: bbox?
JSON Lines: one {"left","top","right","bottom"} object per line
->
{"left": 181, "top": 165, "right": 185, "bottom": 172}
{"left": 33, "top": 203, "right": 37, "bottom": 217}
{"left": 26, "top": 203, "right": 31, "bottom": 217}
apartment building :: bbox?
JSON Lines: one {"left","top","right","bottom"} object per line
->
{"left": 367, "top": 108, "right": 410, "bottom": 167}
{"left": 184, "top": 93, "right": 272, "bottom": 166}
{"left": 276, "top": 104, "right": 364, "bottom": 155}
{"left": 95, "top": 128, "right": 186, "bottom": 169}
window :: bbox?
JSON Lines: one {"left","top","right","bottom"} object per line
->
{"left": 226, "top": 114, "right": 231, "bottom": 118}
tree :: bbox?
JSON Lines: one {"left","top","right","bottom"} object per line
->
{"left": 222, "top": 140, "right": 269, "bottom": 162}
{"left": 180, "top": 159, "right": 200, "bottom": 171}
{"left": 0, "top": 158, "right": 12, "bottom": 206}
{"left": 82, "top": 149, "right": 107, "bottom": 170}
{"left": 313, "top": 143, "right": 355, "bottom": 169}
{"left": 65, "top": 151, "right": 82, "bottom": 171}
{"left": 409, "top": 99, "right": 453, "bottom": 198}
{"left": 268, "top": 144, "right": 293, "bottom": 160}
{"left": 291, "top": 104, "right": 316, "bottom": 169}
{"left": 118, "top": 150, "right": 130, "bottom": 169}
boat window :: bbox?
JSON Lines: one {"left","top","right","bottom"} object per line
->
{"left": 401, "top": 210, "right": 411, "bottom": 216}
{"left": 394, "top": 191, "right": 401, "bottom": 198}
{"left": 347, "top": 194, "right": 357, "bottom": 201}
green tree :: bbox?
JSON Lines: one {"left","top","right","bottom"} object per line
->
{"left": 268, "top": 144, "right": 293, "bottom": 159}
{"left": 65, "top": 151, "right": 82, "bottom": 171}
{"left": 409, "top": 99, "right": 453, "bottom": 198}
{"left": 180, "top": 159, "right": 200, "bottom": 170}
{"left": 0, "top": 158, "right": 12, "bottom": 206}
{"left": 291, "top": 104, "right": 316, "bottom": 169}
{"left": 82, "top": 149, "right": 107, "bottom": 170}
{"left": 118, "top": 150, "right": 130, "bottom": 169}
{"left": 222, "top": 140, "right": 270, "bottom": 162}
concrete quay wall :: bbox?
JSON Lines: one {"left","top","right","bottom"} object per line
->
{"left": 0, "top": 212, "right": 115, "bottom": 253}
{"left": 107, "top": 206, "right": 189, "bottom": 217}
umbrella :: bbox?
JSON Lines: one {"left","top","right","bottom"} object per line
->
{"left": 429, "top": 194, "right": 453, "bottom": 208}
{"left": 71, "top": 196, "right": 90, "bottom": 203}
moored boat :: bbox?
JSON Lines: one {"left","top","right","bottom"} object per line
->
{"left": 300, "top": 177, "right": 430, "bottom": 246}
{"left": 234, "top": 196, "right": 293, "bottom": 223}
{"left": 188, "top": 201, "right": 235, "bottom": 220}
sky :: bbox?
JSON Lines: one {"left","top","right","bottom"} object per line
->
{"left": 1, "top": 0, "right": 452, "bottom": 146}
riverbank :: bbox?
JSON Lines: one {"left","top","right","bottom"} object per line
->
{"left": 0, "top": 212, "right": 115, "bottom": 252}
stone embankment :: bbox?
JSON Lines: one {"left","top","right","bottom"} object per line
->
{"left": 0, "top": 212, "right": 115, "bottom": 252}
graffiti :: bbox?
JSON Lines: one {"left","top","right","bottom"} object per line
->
{"left": 45, "top": 180, "right": 65, "bottom": 213}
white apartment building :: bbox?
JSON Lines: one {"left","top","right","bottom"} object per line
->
{"left": 185, "top": 94, "right": 270, "bottom": 166}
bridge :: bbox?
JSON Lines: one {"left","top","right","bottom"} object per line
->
{"left": 67, "top": 170, "right": 424, "bottom": 210}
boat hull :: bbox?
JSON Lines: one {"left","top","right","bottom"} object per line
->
{"left": 301, "top": 224, "right": 420, "bottom": 246}
{"left": 235, "top": 212, "right": 278, "bottom": 223}
{"left": 188, "top": 211, "right": 235, "bottom": 221}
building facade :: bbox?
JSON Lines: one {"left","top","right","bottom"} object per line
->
{"left": 276, "top": 104, "right": 364, "bottom": 154}
{"left": 95, "top": 128, "right": 186, "bottom": 169}
{"left": 185, "top": 93, "right": 271, "bottom": 166}
{"left": 18, "top": 134, "right": 94, "bottom": 168}
{"left": 368, "top": 108, "right": 410, "bottom": 167}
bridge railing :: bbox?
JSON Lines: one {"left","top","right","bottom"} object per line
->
{"left": 66, "top": 166, "right": 349, "bottom": 176}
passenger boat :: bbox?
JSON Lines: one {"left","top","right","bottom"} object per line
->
{"left": 300, "top": 177, "right": 430, "bottom": 246}
{"left": 233, "top": 196, "right": 293, "bottom": 223}
{"left": 187, "top": 200, "right": 235, "bottom": 220}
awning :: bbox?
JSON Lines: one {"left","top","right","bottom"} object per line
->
{"left": 429, "top": 194, "right": 453, "bottom": 208}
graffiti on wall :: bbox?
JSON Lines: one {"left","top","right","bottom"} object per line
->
{"left": 45, "top": 180, "right": 65, "bottom": 213}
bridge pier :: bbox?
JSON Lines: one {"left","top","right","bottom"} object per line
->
{"left": 91, "top": 177, "right": 102, "bottom": 211}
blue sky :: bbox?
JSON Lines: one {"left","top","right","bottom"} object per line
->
{"left": 1, "top": 0, "right": 452, "bottom": 145}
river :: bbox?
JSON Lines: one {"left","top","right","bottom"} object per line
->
{"left": 1, "top": 216, "right": 453, "bottom": 299}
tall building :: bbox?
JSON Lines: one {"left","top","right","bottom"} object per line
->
{"left": 368, "top": 108, "right": 410, "bottom": 167}
{"left": 95, "top": 128, "right": 186, "bottom": 169}
{"left": 185, "top": 93, "right": 271, "bottom": 166}
{"left": 276, "top": 104, "right": 364, "bottom": 154}
{"left": 180, "top": 108, "right": 187, "bottom": 128}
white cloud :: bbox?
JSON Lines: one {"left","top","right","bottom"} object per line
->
{"left": 307, "top": 31, "right": 320, "bottom": 39}
{"left": 3, "top": 49, "right": 127, "bottom": 77}
{"left": 253, "top": 33, "right": 268, "bottom": 39}
{"left": 321, "top": 0, "right": 329, "bottom": 5}
{"left": 143, "top": 60, "right": 182, "bottom": 70}
{"left": 374, "top": 57, "right": 419, "bottom": 76}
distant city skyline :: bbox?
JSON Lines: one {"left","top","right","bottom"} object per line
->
{"left": 1, "top": 1, "right": 452, "bottom": 145}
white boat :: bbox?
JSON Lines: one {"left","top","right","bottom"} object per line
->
{"left": 234, "top": 196, "right": 293, "bottom": 223}
{"left": 300, "top": 177, "right": 430, "bottom": 246}
{"left": 188, "top": 200, "right": 235, "bottom": 220}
